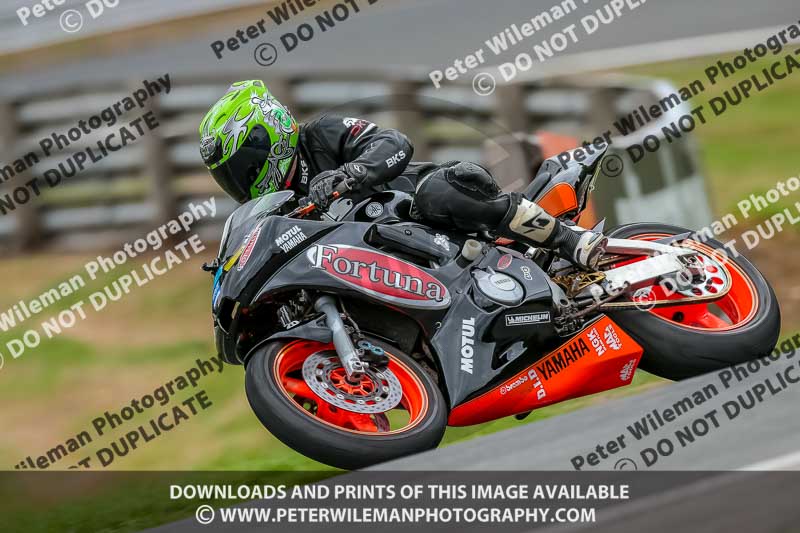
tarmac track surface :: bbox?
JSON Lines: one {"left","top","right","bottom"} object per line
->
{"left": 375, "top": 349, "right": 800, "bottom": 471}
{"left": 149, "top": 349, "right": 800, "bottom": 532}
{"left": 2, "top": 0, "right": 799, "bottom": 97}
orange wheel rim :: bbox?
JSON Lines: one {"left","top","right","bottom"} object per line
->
{"left": 610, "top": 233, "right": 759, "bottom": 331}
{"left": 272, "top": 340, "right": 429, "bottom": 435}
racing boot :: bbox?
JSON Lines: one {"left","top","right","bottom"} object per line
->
{"left": 498, "top": 195, "right": 607, "bottom": 270}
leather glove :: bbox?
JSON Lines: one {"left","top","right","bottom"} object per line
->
{"left": 308, "top": 170, "right": 347, "bottom": 209}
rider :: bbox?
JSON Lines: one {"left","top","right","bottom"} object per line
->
{"left": 199, "top": 80, "right": 607, "bottom": 269}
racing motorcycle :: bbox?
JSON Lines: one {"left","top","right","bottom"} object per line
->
{"left": 206, "top": 148, "right": 780, "bottom": 469}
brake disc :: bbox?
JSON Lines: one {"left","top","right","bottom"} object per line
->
{"left": 600, "top": 246, "right": 733, "bottom": 310}
{"left": 675, "top": 252, "right": 731, "bottom": 298}
{"left": 302, "top": 352, "right": 403, "bottom": 414}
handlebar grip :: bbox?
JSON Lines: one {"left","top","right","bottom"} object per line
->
{"left": 289, "top": 177, "right": 357, "bottom": 219}
{"left": 334, "top": 177, "right": 357, "bottom": 195}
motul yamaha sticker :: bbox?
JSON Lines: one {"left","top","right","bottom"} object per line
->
{"left": 275, "top": 225, "right": 306, "bottom": 253}
{"left": 307, "top": 244, "right": 451, "bottom": 309}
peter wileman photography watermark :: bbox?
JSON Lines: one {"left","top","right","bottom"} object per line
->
{"left": 178, "top": 482, "right": 617, "bottom": 526}
{"left": 555, "top": 23, "right": 800, "bottom": 170}
{"left": 16, "top": 0, "right": 123, "bottom": 34}
{"left": 589, "top": 170, "right": 800, "bottom": 314}
{"left": 569, "top": 333, "right": 800, "bottom": 470}
{"left": 13, "top": 355, "right": 223, "bottom": 469}
{"left": 0, "top": 74, "right": 172, "bottom": 215}
{"left": 208, "top": 0, "right": 383, "bottom": 67}
{"left": 0, "top": 198, "right": 217, "bottom": 372}
{"left": 430, "top": 0, "right": 648, "bottom": 96}
{"left": 615, "top": 172, "right": 800, "bottom": 312}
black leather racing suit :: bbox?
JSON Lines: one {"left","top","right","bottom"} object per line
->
{"left": 289, "top": 114, "right": 511, "bottom": 230}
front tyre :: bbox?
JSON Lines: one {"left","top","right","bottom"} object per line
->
{"left": 605, "top": 223, "right": 781, "bottom": 380}
{"left": 245, "top": 337, "right": 447, "bottom": 470}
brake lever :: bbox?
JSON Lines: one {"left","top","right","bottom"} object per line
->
{"left": 287, "top": 192, "right": 342, "bottom": 219}
{"left": 288, "top": 177, "right": 356, "bottom": 219}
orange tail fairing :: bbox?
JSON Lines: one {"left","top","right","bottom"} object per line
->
{"left": 447, "top": 316, "right": 644, "bottom": 426}
{"left": 537, "top": 182, "right": 579, "bottom": 218}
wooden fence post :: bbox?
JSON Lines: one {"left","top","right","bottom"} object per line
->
{"left": 487, "top": 83, "right": 532, "bottom": 190}
{"left": 138, "top": 88, "right": 177, "bottom": 226}
{"left": 585, "top": 87, "right": 628, "bottom": 227}
{"left": 494, "top": 83, "right": 529, "bottom": 133}
{"left": 266, "top": 78, "right": 297, "bottom": 113}
{"left": 586, "top": 87, "right": 618, "bottom": 132}
{"left": 390, "top": 80, "right": 431, "bottom": 161}
{"left": 0, "top": 102, "right": 42, "bottom": 250}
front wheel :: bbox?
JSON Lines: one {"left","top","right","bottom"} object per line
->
{"left": 245, "top": 337, "right": 447, "bottom": 470}
{"left": 605, "top": 223, "right": 781, "bottom": 380}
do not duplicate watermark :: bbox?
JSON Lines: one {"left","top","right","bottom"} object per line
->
{"left": 0, "top": 198, "right": 217, "bottom": 367}
{"left": 555, "top": 23, "right": 800, "bottom": 170}
{"left": 13, "top": 355, "right": 223, "bottom": 469}
{"left": 208, "top": 0, "right": 383, "bottom": 68}
{"left": 0, "top": 74, "right": 172, "bottom": 216}
{"left": 429, "top": 0, "right": 649, "bottom": 97}
{"left": 569, "top": 334, "right": 800, "bottom": 471}
{"left": 16, "top": 0, "right": 123, "bottom": 34}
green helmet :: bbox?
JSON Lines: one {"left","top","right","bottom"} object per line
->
{"left": 199, "top": 80, "right": 299, "bottom": 203}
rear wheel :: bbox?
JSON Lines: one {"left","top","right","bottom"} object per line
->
{"left": 245, "top": 336, "right": 447, "bottom": 469}
{"left": 605, "top": 223, "right": 780, "bottom": 380}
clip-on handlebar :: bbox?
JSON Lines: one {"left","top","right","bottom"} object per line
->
{"left": 288, "top": 177, "right": 356, "bottom": 219}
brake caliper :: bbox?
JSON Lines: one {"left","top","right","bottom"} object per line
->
{"left": 356, "top": 340, "right": 390, "bottom": 370}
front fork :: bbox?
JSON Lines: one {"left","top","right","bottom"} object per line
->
{"left": 314, "top": 295, "right": 367, "bottom": 379}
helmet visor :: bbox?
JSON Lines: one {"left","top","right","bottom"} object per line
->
{"left": 209, "top": 145, "right": 271, "bottom": 204}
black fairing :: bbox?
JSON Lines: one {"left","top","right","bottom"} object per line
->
{"left": 211, "top": 191, "right": 464, "bottom": 365}
{"left": 344, "top": 191, "right": 415, "bottom": 224}
{"left": 210, "top": 190, "right": 561, "bottom": 409}
{"left": 212, "top": 213, "right": 340, "bottom": 363}
{"left": 431, "top": 247, "right": 557, "bottom": 406}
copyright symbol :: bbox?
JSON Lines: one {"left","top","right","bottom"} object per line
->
{"left": 60, "top": 9, "right": 83, "bottom": 33}
{"left": 195, "top": 505, "right": 215, "bottom": 525}
{"left": 614, "top": 458, "right": 638, "bottom": 470}
{"left": 254, "top": 43, "right": 279, "bottom": 67}
{"left": 602, "top": 154, "right": 624, "bottom": 177}
{"left": 473, "top": 72, "right": 496, "bottom": 97}
{"left": 632, "top": 287, "right": 657, "bottom": 312}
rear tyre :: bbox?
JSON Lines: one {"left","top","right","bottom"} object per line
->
{"left": 605, "top": 223, "right": 781, "bottom": 380}
{"left": 245, "top": 336, "right": 447, "bottom": 470}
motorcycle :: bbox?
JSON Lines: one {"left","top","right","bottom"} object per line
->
{"left": 205, "top": 148, "right": 780, "bottom": 469}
